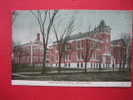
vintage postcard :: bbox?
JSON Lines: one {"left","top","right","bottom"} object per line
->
{"left": 12, "top": 10, "right": 132, "bottom": 87}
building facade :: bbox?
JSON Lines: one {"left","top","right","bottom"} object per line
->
{"left": 48, "top": 20, "right": 112, "bottom": 68}
{"left": 13, "top": 20, "right": 127, "bottom": 69}
{"left": 111, "top": 39, "right": 127, "bottom": 68}
{"left": 13, "top": 33, "right": 45, "bottom": 66}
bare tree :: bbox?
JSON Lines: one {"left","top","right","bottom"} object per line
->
{"left": 52, "top": 16, "right": 76, "bottom": 73}
{"left": 82, "top": 39, "right": 97, "bottom": 72}
{"left": 77, "top": 25, "right": 97, "bottom": 73}
{"left": 31, "top": 10, "right": 59, "bottom": 74}
{"left": 121, "top": 33, "right": 132, "bottom": 71}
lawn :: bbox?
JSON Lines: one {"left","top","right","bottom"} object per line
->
{"left": 12, "top": 64, "right": 130, "bottom": 81}
{"left": 13, "top": 71, "right": 131, "bottom": 81}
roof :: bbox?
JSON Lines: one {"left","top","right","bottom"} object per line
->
{"left": 14, "top": 40, "right": 43, "bottom": 48}
{"left": 53, "top": 20, "right": 111, "bottom": 43}
{"left": 66, "top": 32, "right": 93, "bottom": 41}
{"left": 111, "top": 39, "right": 126, "bottom": 46}
{"left": 53, "top": 31, "right": 93, "bottom": 44}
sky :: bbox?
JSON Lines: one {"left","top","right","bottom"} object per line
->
{"left": 13, "top": 10, "right": 133, "bottom": 45}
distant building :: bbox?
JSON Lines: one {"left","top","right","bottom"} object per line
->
{"left": 111, "top": 39, "right": 127, "bottom": 68}
{"left": 13, "top": 33, "right": 45, "bottom": 66}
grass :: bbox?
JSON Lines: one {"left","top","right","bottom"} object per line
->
{"left": 13, "top": 71, "right": 130, "bottom": 81}
{"left": 12, "top": 64, "right": 130, "bottom": 81}
{"left": 12, "top": 64, "right": 85, "bottom": 72}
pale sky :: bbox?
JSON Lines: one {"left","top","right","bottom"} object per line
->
{"left": 13, "top": 10, "right": 133, "bottom": 45}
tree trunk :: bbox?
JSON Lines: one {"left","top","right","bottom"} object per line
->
{"left": 122, "top": 63, "right": 125, "bottom": 72}
{"left": 41, "top": 47, "right": 47, "bottom": 74}
{"left": 84, "top": 61, "right": 87, "bottom": 73}
{"left": 99, "top": 64, "right": 101, "bottom": 70}
{"left": 84, "top": 49, "right": 88, "bottom": 73}
{"left": 58, "top": 55, "right": 62, "bottom": 73}
{"left": 57, "top": 47, "right": 63, "bottom": 73}
{"left": 119, "top": 63, "right": 122, "bottom": 72}
{"left": 58, "top": 60, "right": 61, "bottom": 73}
{"left": 41, "top": 34, "right": 47, "bottom": 74}
{"left": 112, "top": 63, "right": 115, "bottom": 72}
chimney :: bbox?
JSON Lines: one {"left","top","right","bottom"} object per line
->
{"left": 36, "top": 33, "right": 40, "bottom": 42}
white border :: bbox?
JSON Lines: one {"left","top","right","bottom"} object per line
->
{"left": 12, "top": 80, "right": 131, "bottom": 87}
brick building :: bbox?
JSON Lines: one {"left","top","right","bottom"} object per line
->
{"left": 13, "top": 33, "right": 45, "bottom": 66}
{"left": 48, "top": 20, "right": 113, "bottom": 68}
{"left": 111, "top": 39, "right": 127, "bottom": 68}
{"left": 13, "top": 20, "right": 127, "bottom": 69}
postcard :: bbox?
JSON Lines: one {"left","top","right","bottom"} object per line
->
{"left": 12, "top": 10, "right": 132, "bottom": 87}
